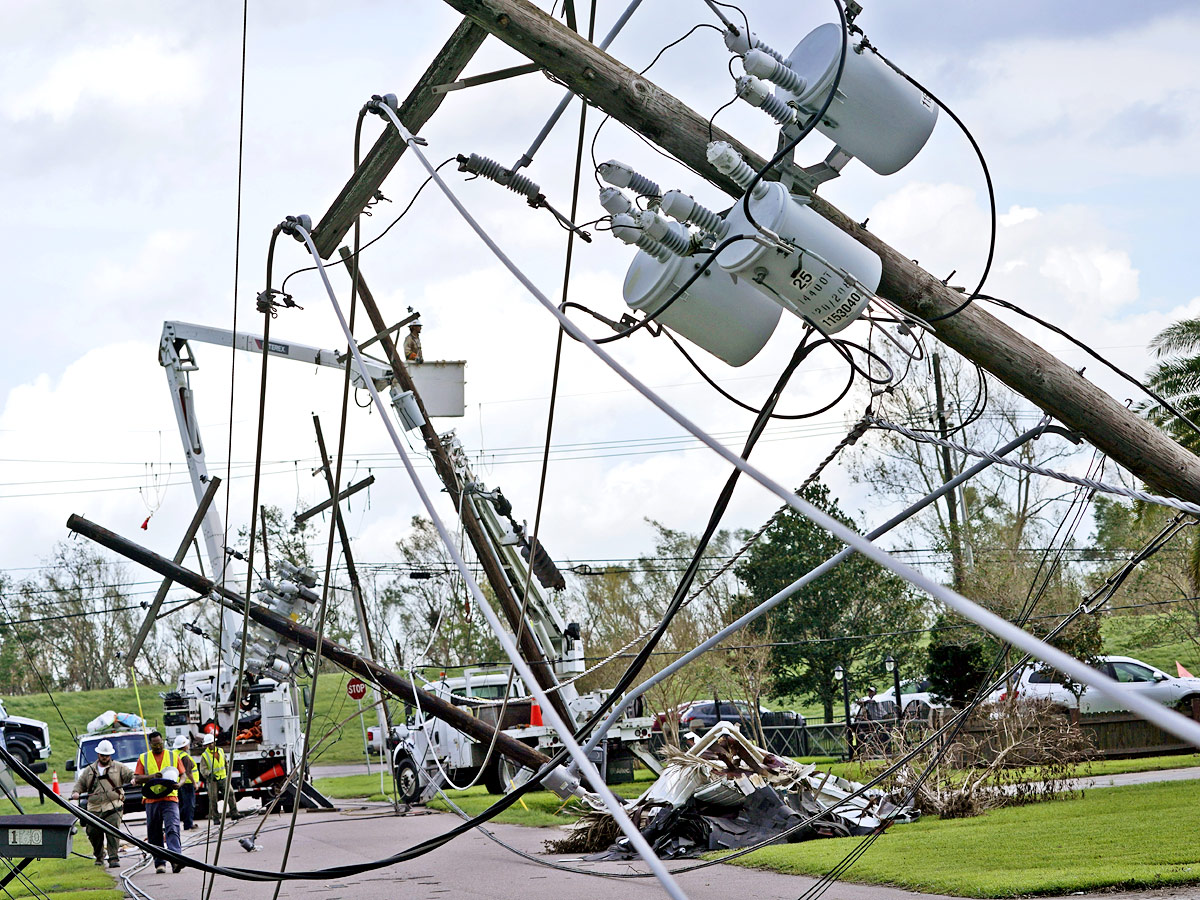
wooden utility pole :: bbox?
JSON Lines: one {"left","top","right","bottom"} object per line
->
{"left": 931, "top": 353, "right": 965, "bottom": 588}
{"left": 312, "top": 19, "right": 488, "bottom": 259}
{"left": 67, "top": 514, "right": 554, "bottom": 773}
{"left": 310, "top": 415, "right": 399, "bottom": 808}
{"left": 380, "top": 0, "right": 1200, "bottom": 505}
{"left": 336, "top": 248, "right": 574, "bottom": 728}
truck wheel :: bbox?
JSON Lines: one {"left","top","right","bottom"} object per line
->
{"left": 394, "top": 757, "right": 421, "bottom": 804}
{"left": 6, "top": 741, "right": 33, "bottom": 768}
{"left": 483, "top": 758, "right": 505, "bottom": 795}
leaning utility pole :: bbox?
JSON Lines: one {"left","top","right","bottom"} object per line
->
{"left": 931, "top": 353, "right": 965, "bottom": 588}
{"left": 67, "top": 514, "right": 554, "bottom": 774}
{"left": 337, "top": 249, "right": 574, "bottom": 729}
{"left": 316, "top": 0, "right": 1200, "bottom": 505}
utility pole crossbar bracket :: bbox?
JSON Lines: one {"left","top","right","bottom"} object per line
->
{"left": 358, "top": 314, "right": 420, "bottom": 353}
{"left": 431, "top": 62, "right": 540, "bottom": 95}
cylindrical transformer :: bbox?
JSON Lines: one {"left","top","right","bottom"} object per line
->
{"left": 622, "top": 251, "right": 781, "bottom": 367}
{"left": 779, "top": 23, "right": 937, "bottom": 175}
{"left": 717, "top": 181, "right": 881, "bottom": 333}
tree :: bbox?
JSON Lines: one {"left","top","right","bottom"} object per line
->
{"left": 1142, "top": 317, "right": 1200, "bottom": 453}
{"left": 736, "top": 482, "right": 924, "bottom": 720}
{"left": 379, "top": 516, "right": 503, "bottom": 670}
{"left": 566, "top": 520, "right": 740, "bottom": 745}
{"left": 10, "top": 543, "right": 140, "bottom": 691}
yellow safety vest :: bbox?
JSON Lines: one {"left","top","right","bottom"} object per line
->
{"left": 201, "top": 746, "right": 227, "bottom": 781}
{"left": 138, "top": 749, "right": 182, "bottom": 801}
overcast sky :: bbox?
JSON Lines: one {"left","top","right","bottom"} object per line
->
{"left": 2, "top": 1, "right": 1199, "bottom": 603}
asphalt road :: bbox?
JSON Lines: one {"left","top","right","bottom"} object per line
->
{"left": 119, "top": 804, "right": 959, "bottom": 900}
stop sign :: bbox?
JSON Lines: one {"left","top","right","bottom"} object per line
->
{"left": 346, "top": 678, "right": 368, "bottom": 701}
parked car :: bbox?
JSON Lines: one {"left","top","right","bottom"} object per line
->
{"left": 650, "top": 702, "right": 696, "bottom": 733}
{"left": 985, "top": 655, "right": 1200, "bottom": 715}
{"left": 0, "top": 698, "right": 52, "bottom": 766}
{"left": 850, "top": 679, "right": 946, "bottom": 722}
{"left": 677, "top": 701, "right": 803, "bottom": 731}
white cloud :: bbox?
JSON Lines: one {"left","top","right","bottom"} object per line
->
{"left": 4, "top": 35, "right": 203, "bottom": 122}
{"left": 1000, "top": 205, "right": 1040, "bottom": 226}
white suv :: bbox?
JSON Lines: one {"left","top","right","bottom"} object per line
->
{"left": 987, "top": 655, "right": 1200, "bottom": 715}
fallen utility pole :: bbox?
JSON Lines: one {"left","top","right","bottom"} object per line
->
{"left": 417, "top": 0, "right": 1200, "bottom": 505}
{"left": 337, "top": 247, "right": 574, "bottom": 728}
{"left": 66, "top": 514, "right": 553, "bottom": 774}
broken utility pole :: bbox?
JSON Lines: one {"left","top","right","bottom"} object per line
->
{"left": 321, "top": 0, "right": 1200, "bottom": 505}
{"left": 67, "top": 514, "right": 554, "bottom": 774}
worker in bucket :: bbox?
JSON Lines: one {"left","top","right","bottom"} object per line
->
{"left": 173, "top": 735, "right": 199, "bottom": 831}
{"left": 403, "top": 319, "right": 423, "bottom": 363}
{"left": 132, "top": 730, "right": 185, "bottom": 874}
{"left": 198, "top": 733, "right": 238, "bottom": 823}
{"left": 70, "top": 739, "right": 134, "bottom": 868}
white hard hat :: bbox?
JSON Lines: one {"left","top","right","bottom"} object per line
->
{"left": 160, "top": 766, "right": 179, "bottom": 783}
{"left": 173, "top": 735, "right": 189, "bottom": 750}
{"left": 409, "top": 318, "right": 422, "bottom": 328}
{"left": 95, "top": 740, "right": 116, "bottom": 756}
{"left": 201, "top": 733, "right": 215, "bottom": 746}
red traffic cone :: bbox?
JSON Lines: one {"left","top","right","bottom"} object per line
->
{"left": 529, "top": 702, "right": 543, "bottom": 727}
{"left": 51, "top": 772, "right": 60, "bottom": 795}
{"left": 249, "top": 764, "right": 285, "bottom": 787}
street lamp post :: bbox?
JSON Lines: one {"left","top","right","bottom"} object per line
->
{"left": 834, "top": 664, "right": 853, "bottom": 759}
{"left": 885, "top": 654, "right": 902, "bottom": 720}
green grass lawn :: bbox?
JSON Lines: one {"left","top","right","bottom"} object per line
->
{"left": 728, "top": 779, "right": 1200, "bottom": 897}
{"left": 0, "top": 799, "right": 122, "bottom": 900}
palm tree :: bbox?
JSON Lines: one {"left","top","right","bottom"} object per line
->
{"left": 1144, "top": 318, "right": 1200, "bottom": 454}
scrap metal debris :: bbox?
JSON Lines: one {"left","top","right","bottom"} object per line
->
{"left": 547, "top": 723, "right": 917, "bottom": 859}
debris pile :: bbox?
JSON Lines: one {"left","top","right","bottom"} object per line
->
{"left": 548, "top": 723, "right": 917, "bottom": 859}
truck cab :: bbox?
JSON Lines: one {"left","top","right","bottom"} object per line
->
{"left": 0, "top": 699, "right": 51, "bottom": 768}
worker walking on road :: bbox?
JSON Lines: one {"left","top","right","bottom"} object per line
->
{"left": 403, "top": 319, "right": 423, "bottom": 363}
{"left": 69, "top": 739, "right": 134, "bottom": 869}
{"left": 173, "top": 735, "right": 199, "bottom": 831}
{"left": 198, "top": 733, "right": 237, "bottom": 823}
{"left": 132, "top": 730, "right": 184, "bottom": 874}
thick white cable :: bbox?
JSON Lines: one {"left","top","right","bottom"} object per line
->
{"left": 368, "top": 101, "right": 1200, "bottom": 754}
{"left": 290, "top": 221, "right": 690, "bottom": 900}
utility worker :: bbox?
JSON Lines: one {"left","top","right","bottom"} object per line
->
{"left": 198, "top": 734, "right": 237, "bottom": 823}
{"left": 403, "top": 319, "right": 423, "bottom": 363}
{"left": 69, "top": 739, "right": 133, "bottom": 868}
{"left": 132, "top": 730, "right": 184, "bottom": 874}
{"left": 172, "top": 735, "right": 199, "bottom": 831}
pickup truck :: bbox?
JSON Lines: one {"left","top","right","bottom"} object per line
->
{"left": 0, "top": 698, "right": 52, "bottom": 767}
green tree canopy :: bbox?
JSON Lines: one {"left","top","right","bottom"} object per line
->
{"left": 1144, "top": 318, "right": 1200, "bottom": 453}
{"left": 736, "top": 482, "right": 924, "bottom": 720}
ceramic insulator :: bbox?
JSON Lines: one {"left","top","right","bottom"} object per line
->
{"left": 597, "top": 159, "right": 662, "bottom": 198}
{"left": 638, "top": 211, "right": 692, "bottom": 256}
{"left": 660, "top": 190, "right": 729, "bottom": 239}
{"left": 744, "top": 49, "right": 808, "bottom": 96}
{"left": 723, "top": 29, "right": 785, "bottom": 63}
{"left": 599, "top": 186, "right": 633, "bottom": 216}
{"left": 735, "top": 76, "right": 800, "bottom": 127}
{"left": 611, "top": 213, "right": 675, "bottom": 261}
